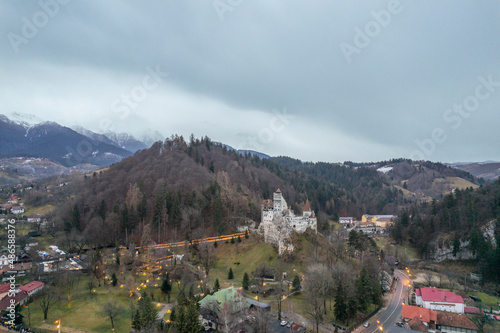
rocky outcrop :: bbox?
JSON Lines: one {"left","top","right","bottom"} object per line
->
{"left": 431, "top": 220, "right": 497, "bottom": 262}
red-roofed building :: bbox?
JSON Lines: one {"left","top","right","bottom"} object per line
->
{"left": 0, "top": 291, "right": 28, "bottom": 312}
{"left": 19, "top": 281, "right": 44, "bottom": 297}
{"left": 436, "top": 311, "right": 478, "bottom": 333}
{"left": 464, "top": 306, "right": 482, "bottom": 314}
{"left": 402, "top": 304, "right": 437, "bottom": 325}
{"left": 415, "top": 287, "right": 465, "bottom": 314}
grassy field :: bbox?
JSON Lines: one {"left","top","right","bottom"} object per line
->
{"left": 209, "top": 236, "right": 278, "bottom": 288}
{"left": 208, "top": 234, "right": 313, "bottom": 290}
{"left": 23, "top": 275, "right": 138, "bottom": 333}
{"left": 23, "top": 204, "right": 55, "bottom": 216}
{"left": 469, "top": 291, "right": 500, "bottom": 309}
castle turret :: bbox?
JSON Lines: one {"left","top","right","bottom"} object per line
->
{"left": 303, "top": 199, "right": 312, "bottom": 218}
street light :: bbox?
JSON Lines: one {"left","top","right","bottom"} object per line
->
{"left": 55, "top": 319, "right": 61, "bottom": 333}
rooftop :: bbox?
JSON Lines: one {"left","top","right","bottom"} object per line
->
{"left": 416, "top": 288, "right": 464, "bottom": 304}
{"left": 402, "top": 305, "right": 437, "bottom": 323}
{"left": 20, "top": 281, "right": 44, "bottom": 293}
{"left": 436, "top": 311, "right": 478, "bottom": 331}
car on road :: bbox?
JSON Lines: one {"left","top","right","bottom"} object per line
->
{"left": 291, "top": 324, "right": 300, "bottom": 330}
{"left": 396, "top": 321, "right": 404, "bottom": 327}
{"left": 493, "top": 315, "right": 500, "bottom": 321}
{"left": 363, "top": 321, "right": 370, "bottom": 327}
{"left": 332, "top": 323, "right": 346, "bottom": 330}
{"left": 280, "top": 320, "right": 288, "bottom": 326}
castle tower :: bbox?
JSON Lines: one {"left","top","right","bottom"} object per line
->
{"left": 303, "top": 199, "right": 312, "bottom": 218}
{"left": 273, "top": 188, "right": 287, "bottom": 213}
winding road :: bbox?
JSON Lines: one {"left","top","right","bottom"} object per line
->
{"left": 354, "top": 269, "right": 410, "bottom": 333}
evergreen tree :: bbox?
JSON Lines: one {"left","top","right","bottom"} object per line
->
{"left": 356, "top": 268, "right": 372, "bottom": 311}
{"left": 111, "top": 272, "right": 118, "bottom": 287}
{"left": 185, "top": 303, "right": 203, "bottom": 333}
{"left": 237, "top": 235, "right": 242, "bottom": 243}
{"left": 346, "top": 296, "right": 358, "bottom": 323}
{"left": 214, "top": 278, "right": 220, "bottom": 291}
{"left": 230, "top": 237, "right": 235, "bottom": 244}
{"left": 292, "top": 275, "right": 301, "bottom": 291}
{"left": 334, "top": 281, "right": 348, "bottom": 323}
{"left": 137, "top": 292, "right": 158, "bottom": 329}
{"left": 174, "top": 305, "right": 186, "bottom": 332}
{"left": 161, "top": 275, "right": 172, "bottom": 303}
{"left": 132, "top": 309, "right": 141, "bottom": 330}
{"left": 242, "top": 272, "right": 250, "bottom": 290}
{"left": 71, "top": 204, "right": 81, "bottom": 231}
{"left": 98, "top": 199, "right": 107, "bottom": 220}
{"left": 228, "top": 267, "right": 234, "bottom": 279}
{"left": 213, "top": 241, "right": 218, "bottom": 248}
{"left": 245, "top": 230, "right": 249, "bottom": 239}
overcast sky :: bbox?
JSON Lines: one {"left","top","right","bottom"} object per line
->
{"left": 1, "top": 1, "right": 499, "bottom": 163}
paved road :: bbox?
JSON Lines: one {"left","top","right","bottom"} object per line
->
{"left": 354, "top": 269, "right": 410, "bottom": 333}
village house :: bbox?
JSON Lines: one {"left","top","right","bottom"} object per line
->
{"left": 198, "top": 286, "right": 270, "bottom": 330}
{"left": 362, "top": 214, "right": 397, "bottom": 228}
{"left": 19, "top": 281, "right": 44, "bottom": 297}
{"left": 415, "top": 287, "right": 465, "bottom": 314}
{"left": 258, "top": 188, "right": 317, "bottom": 254}
{"left": 401, "top": 304, "right": 437, "bottom": 332}
{"left": 339, "top": 216, "right": 354, "bottom": 227}
{"left": 27, "top": 214, "right": 42, "bottom": 223}
{"left": 7, "top": 195, "right": 20, "bottom": 204}
{"left": 10, "top": 206, "right": 24, "bottom": 215}
{"left": 436, "top": 311, "right": 478, "bottom": 333}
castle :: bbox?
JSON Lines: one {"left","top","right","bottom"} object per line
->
{"left": 258, "top": 188, "right": 317, "bottom": 254}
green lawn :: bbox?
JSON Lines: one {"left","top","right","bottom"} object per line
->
{"left": 469, "top": 291, "right": 500, "bottom": 309}
{"left": 23, "top": 275, "right": 137, "bottom": 333}
{"left": 208, "top": 235, "right": 306, "bottom": 290}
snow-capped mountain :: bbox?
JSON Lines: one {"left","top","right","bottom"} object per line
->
{"left": 6, "top": 112, "right": 44, "bottom": 127}
{"left": 139, "top": 129, "right": 165, "bottom": 147}
{"left": 72, "top": 126, "right": 120, "bottom": 147}
{"left": 103, "top": 132, "right": 148, "bottom": 152}
{"left": 0, "top": 114, "right": 132, "bottom": 167}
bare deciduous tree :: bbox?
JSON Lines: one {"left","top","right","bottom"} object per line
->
{"left": 99, "top": 300, "right": 123, "bottom": 330}
{"left": 38, "top": 288, "right": 56, "bottom": 320}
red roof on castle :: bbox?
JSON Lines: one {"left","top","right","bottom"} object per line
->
{"left": 303, "top": 199, "right": 310, "bottom": 212}
{"left": 19, "top": 281, "right": 44, "bottom": 293}
{"left": 276, "top": 188, "right": 281, "bottom": 193}
{"left": 416, "top": 287, "right": 464, "bottom": 303}
{"left": 402, "top": 304, "right": 437, "bottom": 323}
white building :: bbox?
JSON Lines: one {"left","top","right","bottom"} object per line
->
{"left": 339, "top": 217, "right": 353, "bottom": 226}
{"left": 258, "top": 188, "right": 317, "bottom": 254}
{"left": 415, "top": 287, "right": 465, "bottom": 314}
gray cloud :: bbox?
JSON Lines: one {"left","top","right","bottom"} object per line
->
{"left": 1, "top": 0, "right": 499, "bottom": 162}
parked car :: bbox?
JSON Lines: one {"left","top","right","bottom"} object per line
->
{"left": 363, "top": 322, "right": 370, "bottom": 327}
{"left": 291, "top": 324, "right": 300, "bottom": 330}
{"left": 396, "top": 321, "right": 404, "bottom": 327}
{"left": 280, "top": 320, "right": 288, "bottom": 326}
{"left": 493, "top": 315, "right": 500, "bottom": 321}
{"left": 287, "top": 321, "right": 294, "bottom": 328}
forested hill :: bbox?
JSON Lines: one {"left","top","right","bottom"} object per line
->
{"left": 56, "top": 136, "right": 409, "bottom": 245}
{"left": 272, "top": 157, "right": 480, "bottom": 201}
{"left": 391, "top": 179, "right": 500, "bottom": 282}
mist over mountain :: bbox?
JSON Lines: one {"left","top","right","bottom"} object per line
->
{"left": 0, "top": 114, "right": 132, "bottom": 167}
